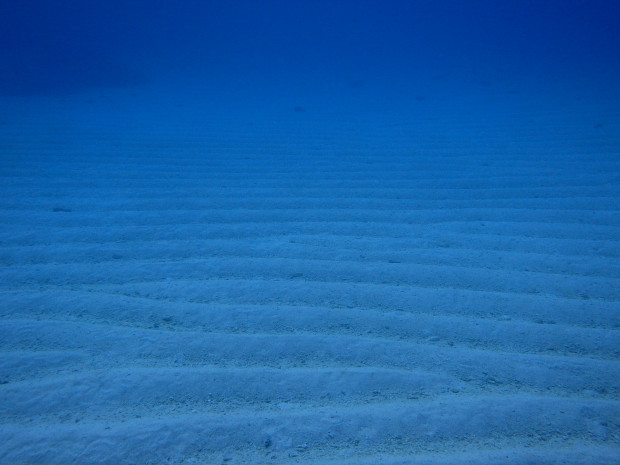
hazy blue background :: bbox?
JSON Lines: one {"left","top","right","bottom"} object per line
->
{"left": 2, "top": 0, "right": 618, "bottom": 98}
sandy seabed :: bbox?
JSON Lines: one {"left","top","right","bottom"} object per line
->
{"left": 0, "top": 81, "right": 618, "bottom": 464}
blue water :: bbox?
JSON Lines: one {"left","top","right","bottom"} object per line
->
{"left": 1, "top": 1, "right": 619, "bottom": 464}
{"left": 2, "top": 0, "right": 619, "bottom": 96}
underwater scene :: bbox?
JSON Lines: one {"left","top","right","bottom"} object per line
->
{"left": 0, "top": 1, "right": 619, "bottom": 464}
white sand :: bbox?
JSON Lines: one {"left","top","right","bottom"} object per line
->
{"left": 0, "top": 78, "right": 618, "bottom": 464}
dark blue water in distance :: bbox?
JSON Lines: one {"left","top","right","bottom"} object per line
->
{"left": 0, "top": 1, "right": 619, "bottom": 464}
{"left": 2, "top": 0, "right": 619, "bottom": 97}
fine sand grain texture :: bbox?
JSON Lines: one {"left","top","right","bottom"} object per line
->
{"left": 0, "top": 82, "right": 619, "bottom": 464}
